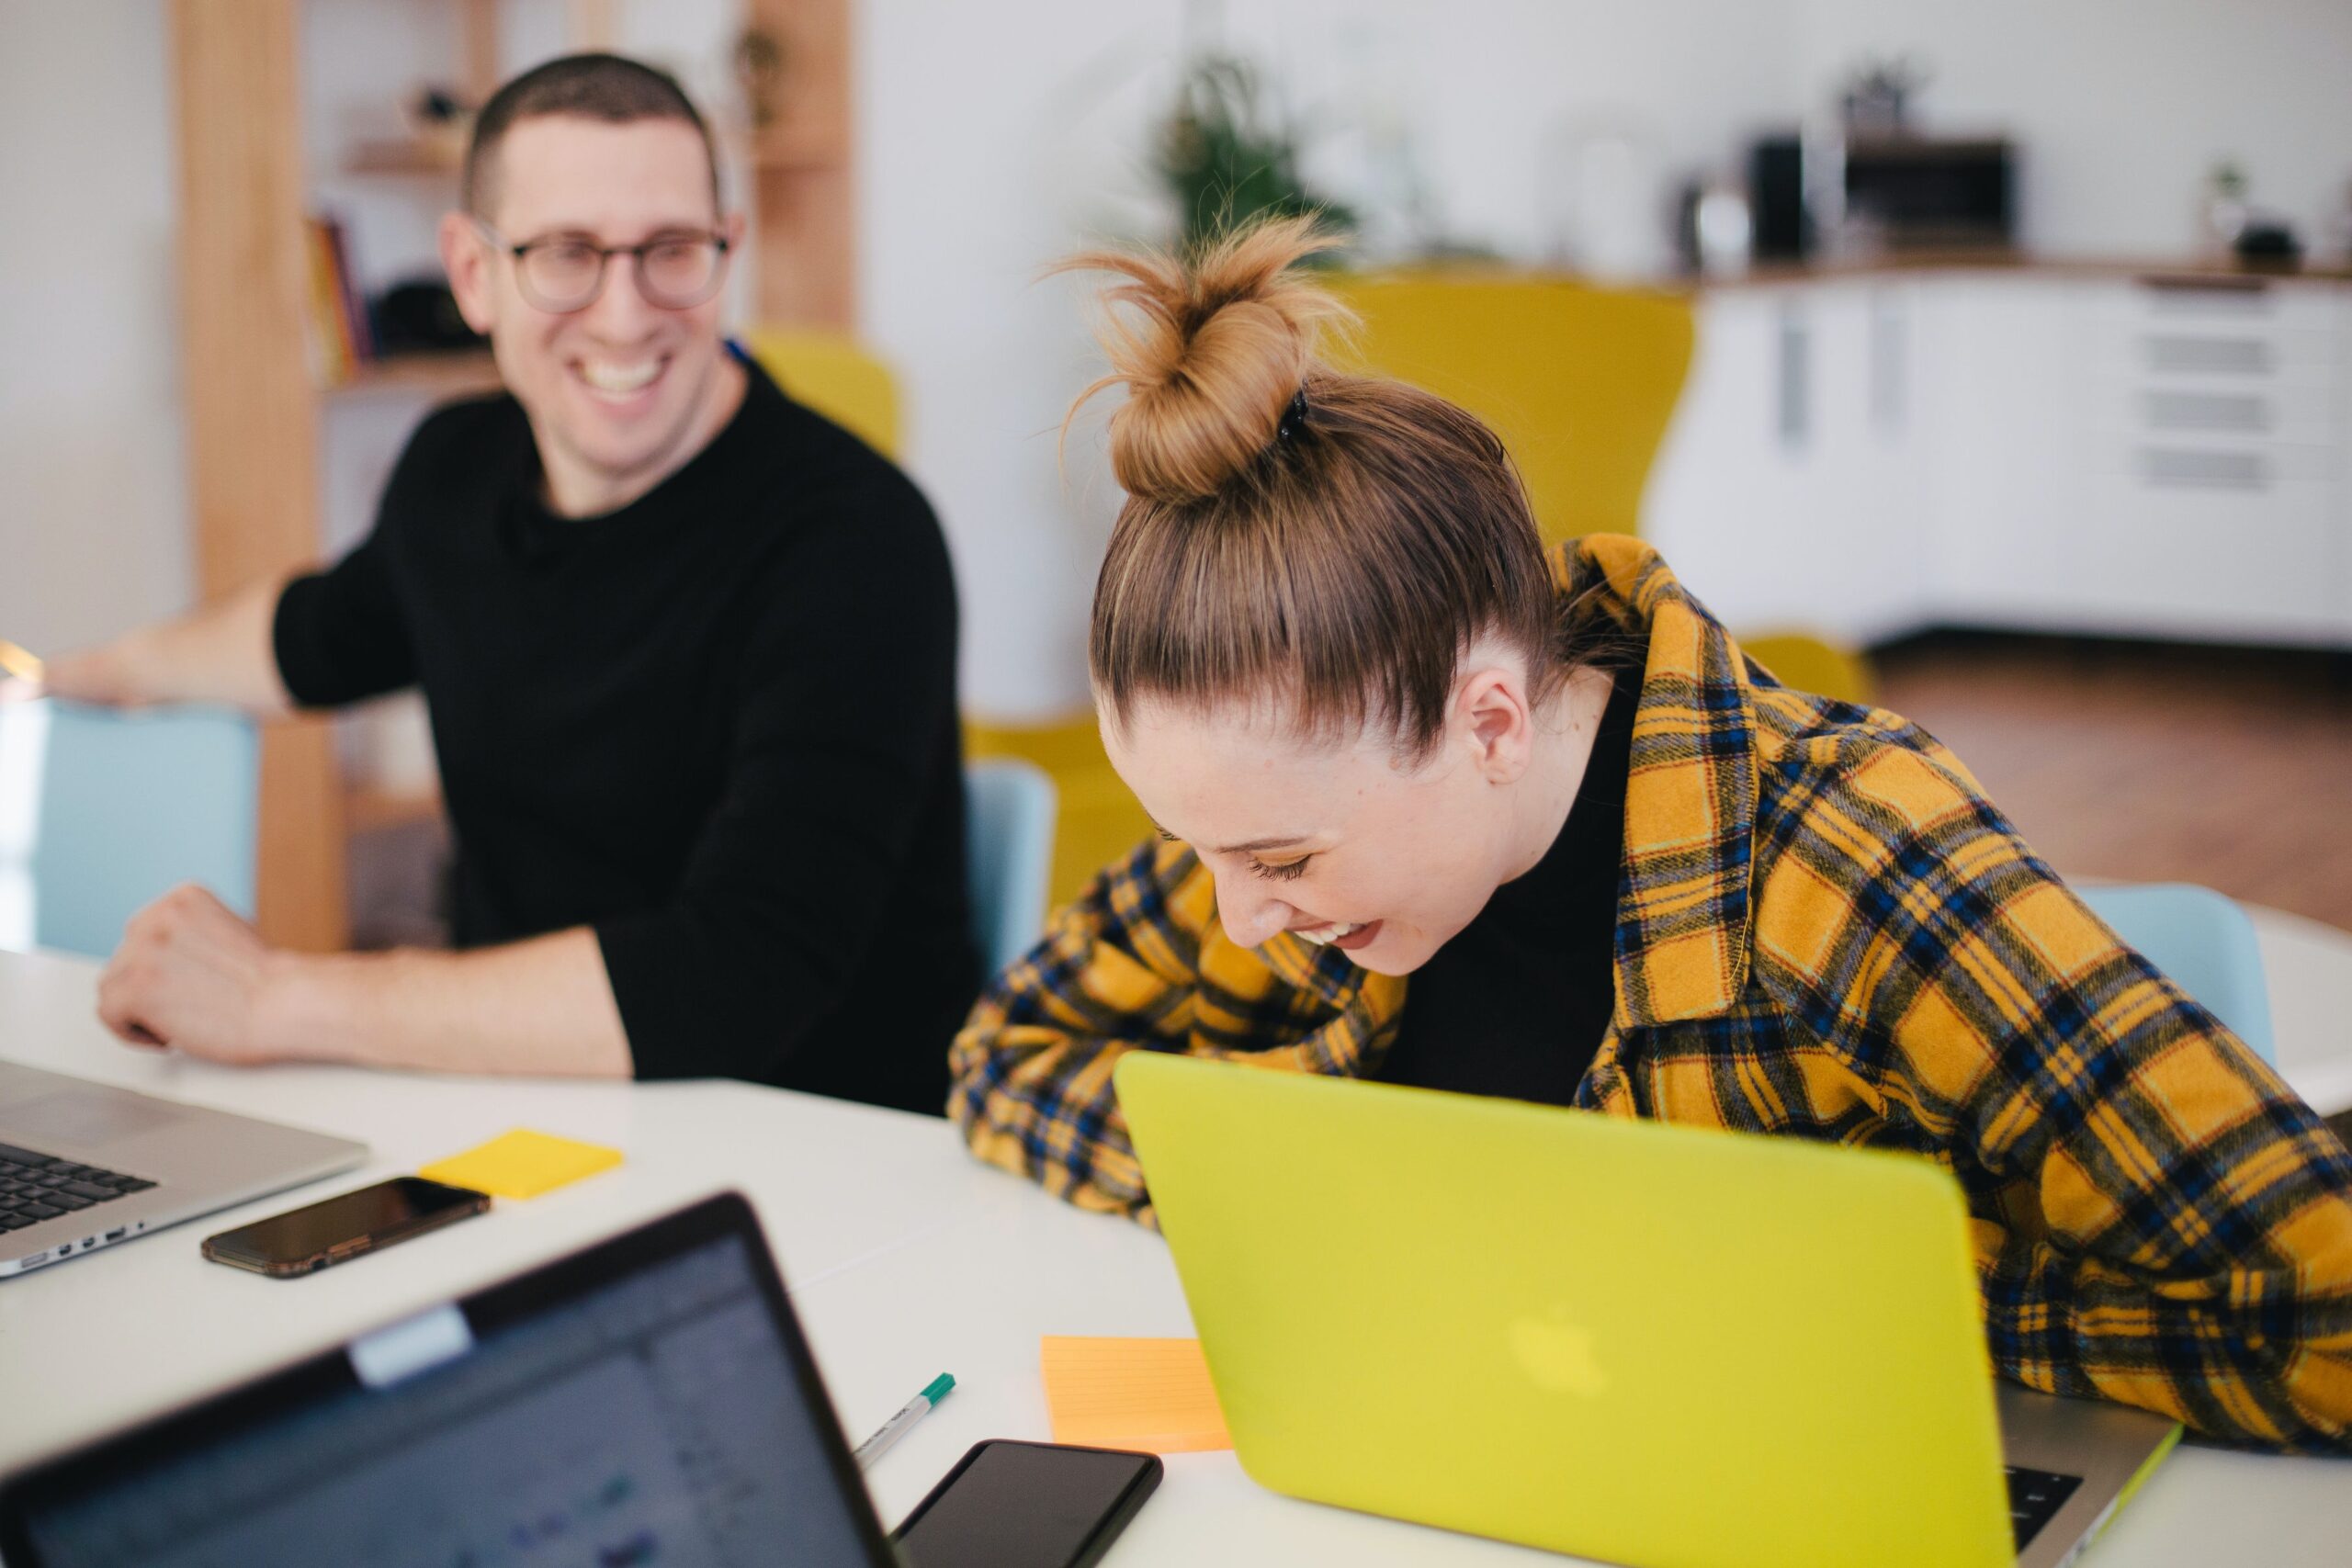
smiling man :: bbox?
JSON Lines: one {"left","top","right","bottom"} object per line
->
{"left": 39, "top": 55, "right": 978, "bottom": 1111}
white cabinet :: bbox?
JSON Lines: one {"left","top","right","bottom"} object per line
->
{"left": 2342, "top": 292, "right": 2352, "bottom": 639}
{"left": 1645, "top": 270, "right": 2352, "bottom": 649}
{"left": 1915, "top": 277, "right": 2087, "bottom": 625}
{"left": 1645, "top": 279, "right": 1928, "bottom": 644}
{"left": 2071, "top": 279, "right": 2344, "bottom": 640}
{"left": 1810, "top": 281, "right": 1933, "bottom": 636}
{"left": 1643, "top": 285, "right": 1811, "bottom": 628}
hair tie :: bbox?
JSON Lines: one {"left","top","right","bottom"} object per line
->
{"left": 1275, "top": 387, "right": 1310, "bottom": 443}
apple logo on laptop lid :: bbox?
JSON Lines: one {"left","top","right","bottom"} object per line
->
{"left": 1510, "top": 1307, "right": 1611, "bottom": 1398}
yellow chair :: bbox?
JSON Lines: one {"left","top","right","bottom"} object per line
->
{"left": 741, "top": 328, "right": 901, "bottom": 457}
{"left": 1325, "top": 271, "right": 1693, "bottom": 547}
{"left": 1331, "top": 270, "right": 1872, "bottom": 703}
{"left": 1736, "top": 632, "right": 1877, "bottom": 707}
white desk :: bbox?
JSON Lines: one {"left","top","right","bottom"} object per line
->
{"left": 0, "top": 945, "right": 1010, "bottom": 1470}
{"left": 2254, "top": 903, "right": 2352, "bottom": 1117}
{"left": 1, "top": 942, "right": 2347, "bottom": 1565}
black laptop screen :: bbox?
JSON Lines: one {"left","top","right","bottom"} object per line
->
{"left": 15, "top": 1228, "right": 880, "bottom": 1567}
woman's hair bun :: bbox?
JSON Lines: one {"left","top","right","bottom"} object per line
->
{"left": 1058, "top": 215, "right": 1352, "bottom": 504}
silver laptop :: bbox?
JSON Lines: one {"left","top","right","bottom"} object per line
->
{"left": 1993, "top": 1383, "right": 2185, "bottom": 1568}
{"left": 0, "top": 1061, "right": 366, "bottom": 1278}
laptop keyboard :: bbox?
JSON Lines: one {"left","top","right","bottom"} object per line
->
{"left": 2006, "top": 1464, "right": 2083, "bottom": 1550}
{"left": 0, "top": 1141, "right": 156, "bottom": 1231}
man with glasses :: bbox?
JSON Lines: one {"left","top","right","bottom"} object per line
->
{"left": 33, "top": 55, "right": 978, "bottom": 1112}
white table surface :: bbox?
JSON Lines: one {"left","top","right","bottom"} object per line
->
{"left": 0, "top": 945, "right": 1009, "bottom": 1470}
{"left": 2, "top": 937, "right": 2347, "bottom": 1565}
{"left": 2251, "top": 903, "right": 2352, "bottom": 1117}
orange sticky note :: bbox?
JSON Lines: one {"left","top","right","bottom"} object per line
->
{"left": 1040, "top": 1336, "right": 1232, "bottom": 1453}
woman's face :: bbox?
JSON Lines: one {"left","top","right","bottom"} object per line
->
{"left": 1101, "top": 661, "right": 1545, "bottom": 976}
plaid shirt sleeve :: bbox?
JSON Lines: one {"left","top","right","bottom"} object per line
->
{"left": 1750, "top": 728, "right": 2352, "bottom": 1453}
{"left": 947, "top": 838, "right": 1214, "bottom": 1220}
{"left": 948, "top": 837, "right": 1396, "bottom": 1223}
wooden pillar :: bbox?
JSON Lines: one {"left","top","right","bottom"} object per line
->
{"left": 170, "top": 0, "right": 349, "bottom": 952}
{"left": 568, "top": 0, "right": 619, "bottom": 52}
{"left": 460, "top": 0, "right": 503, "bottom": 107}
{"left": 744, "top": 0, "right": 856, "bottom": 330}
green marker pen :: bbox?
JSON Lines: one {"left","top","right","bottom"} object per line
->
{"left": 854, "top": 1372, "right": 955, "bottom": 1469}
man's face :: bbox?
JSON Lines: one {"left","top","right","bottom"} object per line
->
{"left": 442, "top": 115, "right": 741, "bottom": 511}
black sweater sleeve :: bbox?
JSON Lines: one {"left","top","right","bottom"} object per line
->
{"left": 272, "top": 405, "right": 472, "bottom": 707}
{"left": 273, "top": 528, "right": 416, "bottom": 709}
{"left": 593, "top": 470, "right": 962, "bottom": 1081}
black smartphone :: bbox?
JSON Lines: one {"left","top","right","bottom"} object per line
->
{"left": 891, "top": 1439, "right": 1161, "bottom": 1568}
{"left": 199, "top": 1176, "right": 490, "bottom": 1278}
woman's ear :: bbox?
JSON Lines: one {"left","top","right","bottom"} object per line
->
{"left": 1455, "top": 665, "right": 1535, "bottom": 784}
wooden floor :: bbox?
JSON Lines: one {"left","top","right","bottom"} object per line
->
{"left": 1871, "top": 633, "right": 2352, "bottom": 934}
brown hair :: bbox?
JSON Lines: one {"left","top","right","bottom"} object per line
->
{"left": 1064, "top": 216, "right": 1570, "bottom": 762}
{"left": 463, "top": 53, "right": 718, "bottom": 219}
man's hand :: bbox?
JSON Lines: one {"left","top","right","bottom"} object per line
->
{"left": 39, "top": 643, "right": 148, "bottom": 708}
{"left": 23, "top": 579, "right": 298, "bottom": 718}
{"left": 95, "top": 897, "right": 629, "bottom": 1078}
{"left": 96, "top": 885, "right": 296, "bottom": 1065}
{"left": 0, "top": 639, "right": 45, "bottom": 705}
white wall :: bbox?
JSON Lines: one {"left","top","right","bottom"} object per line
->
{"left": 1222, "top": 0, "right": 1797, "bottom": 265}
{"left": 0, "top": 1, "right": 189, "bottom": 656}
{"left": 857, "top": 4, "right": 1188, "bottom": 719}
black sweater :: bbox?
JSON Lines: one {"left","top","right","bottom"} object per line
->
{"left": 1374, "top": 670, "right": 1637, "bottom": 1105}
{"left": 275, "top": 354, "right": 978, "bottom": 1112}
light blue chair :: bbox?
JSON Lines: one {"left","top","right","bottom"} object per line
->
{"left": 2078, "top": 883, "right": 2275, "bottom": 1064}
{"left": 965, "top": 758, "right": 1057, "bottom": 976}
{"left": 0, "top": 700, "right": 258, "bottom": 960}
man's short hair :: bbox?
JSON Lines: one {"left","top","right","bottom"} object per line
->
{"left": 463, "top": 52, "right": 719, "bottom": 219}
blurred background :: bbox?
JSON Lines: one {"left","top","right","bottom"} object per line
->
{"left": 2, "top": 0, "right": 2347, "bottom": 955}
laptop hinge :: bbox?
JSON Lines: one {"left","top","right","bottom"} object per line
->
{"left": 348, "top": 1303, "right": 474, "bottom": 1389}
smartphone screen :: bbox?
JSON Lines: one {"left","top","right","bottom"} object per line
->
{"left": 893, "top": 1440, "right": 1160, "bottom": 1568}
{"left": 202, "top": 1178, "right": 488, "bottom": 1276}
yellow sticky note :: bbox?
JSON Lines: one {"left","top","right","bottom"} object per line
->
{"left": 418, "top": 1129, "right": 623, "bottom": 1200}
{"left": 1040, "top": 1336, "right": 1232, "bottom": 1453}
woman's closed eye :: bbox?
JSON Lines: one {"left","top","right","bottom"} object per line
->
{"left": 1151, "top": 825, "right": 1312, "bottom": 881}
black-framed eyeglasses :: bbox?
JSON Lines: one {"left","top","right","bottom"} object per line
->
{"left": 471, "top": 220, "right": 731, "bottom": 313}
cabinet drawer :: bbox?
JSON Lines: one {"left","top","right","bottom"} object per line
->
{"left": 2080, "top": 472, "right": 2340, "bottom": 630}
{"left": 2097, "top": 278, "right": 2346, "bottom": 336}
{"left": 2085, "top": 382, "right": 2340, "bottom": 446}
{"left": 2090, "top": 320, "right": 2340, "bottom": 380}
{"left": 2085, "top": 434, "right": 2338, "bottom": 486}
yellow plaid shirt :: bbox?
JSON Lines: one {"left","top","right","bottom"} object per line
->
{"left": 949, "top": 534, "right": 2352, "bottom": 1452}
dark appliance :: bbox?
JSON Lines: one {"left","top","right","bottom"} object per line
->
{"left": 1841, "top": 136, "right": 2016, "bottom": 249}
{"left": 1747, "top": 134, "right": 1814, "bottom": 261}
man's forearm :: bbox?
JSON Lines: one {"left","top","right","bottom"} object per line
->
{"left": 43, "top": 577, "right": 297, "bottom": 716}
{"left": 264, "top": 927, "right": 633, "bottom": 1078}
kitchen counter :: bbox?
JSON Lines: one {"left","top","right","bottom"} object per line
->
{"left": 1708, "top": 248, "right": 2352, "bottom": 288}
